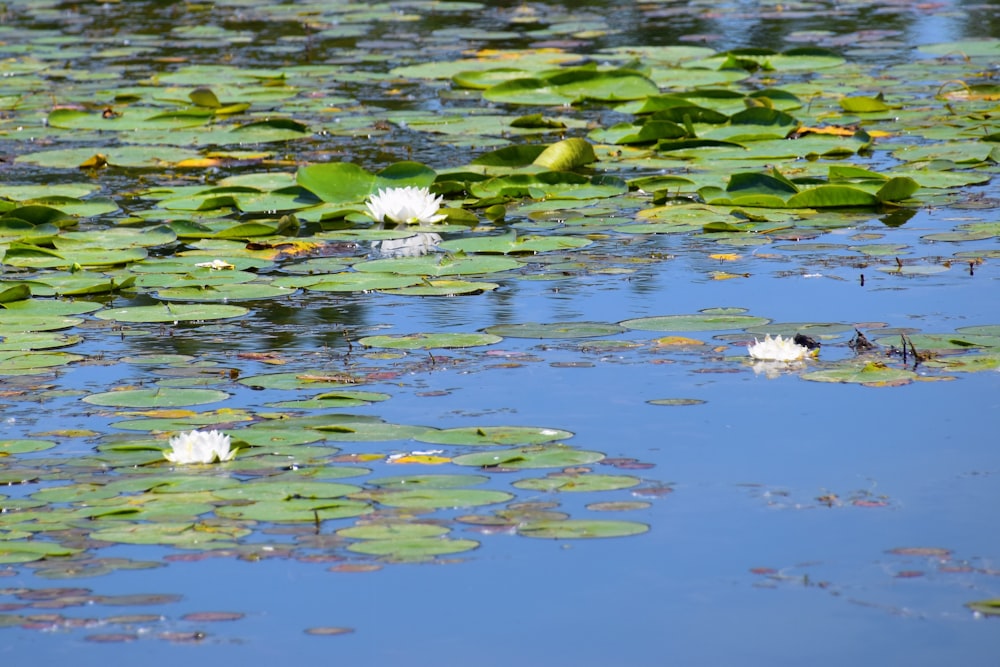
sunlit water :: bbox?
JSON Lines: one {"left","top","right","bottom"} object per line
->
{"left": 1, "top": 1, "right": 999, "bottom": 665}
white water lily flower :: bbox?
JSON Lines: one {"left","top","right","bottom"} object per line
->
{"left": 164, "top": 429, "right": 236, "bottom": 464}
{"left": 194, "top": 259, "right": 235, "bottom": 270}
{"left": 747, "top": 334, "right": 809, "bottom": 362}
{"left": 365, "top": 186, "right": 446, "bottom": 225}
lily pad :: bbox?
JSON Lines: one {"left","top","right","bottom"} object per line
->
{"left": 345, "top": 537, "right": 479, "bottom": 559}
{"left": 453, "top": 445, "right": 605, "bottom": 470}
{"left": 513, "top": 474, "right": 641, "bottom": 492}
{"left": 484, "top": 321, "right": 626, "bottom": 339}
{"left": 358, "top": 333, "right": 502, "bottom": 350}
{"left": 414, "top": 426, "right": 572, "bottom": 446}
{"left": 350, "top": 488, "right": 513, "bottom": 509}
{"left": 82, "top": 388, "right": 230, "bottom": 408}
{"left": 621, "top": 313, "right": 770, "bottom": 332}
{"left": 517, "top": 519, "right": 650, "bottom": 539}
{"left": 94, "top": 303, "right": 249, "bottom": 323}
{"left": 801, "top": 362, "right": 917, "bottom": 385}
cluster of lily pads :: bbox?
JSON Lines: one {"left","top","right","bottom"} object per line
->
{"left": 1, "top": 6, "right": 998, "bottom": 583}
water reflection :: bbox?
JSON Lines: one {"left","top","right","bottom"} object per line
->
{"left": 372, "top": 232, "right": 442, "bottom": 257}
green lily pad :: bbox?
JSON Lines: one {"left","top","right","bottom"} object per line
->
{"left": 453, "top": 445, "right": 605, "bottom": 470}
{"left": 211, "top": 481, "right": 362, "bottom": 501}
{"left": 350, "top": 488, "right": 513, "bottom": 509}
{"left": 365, "top": 474, "right": 490, "bottom": 488}
{"left": 414, "top": 426, "right": 572, "bottom": 446}
{"left": 966, "top": 599, "right": 1000, "bottom": 617}
{"left": 90, "top": 522, "right": 251, "bottom": 547}
{"left": 513, "top": 474, "right": 641, "bottom": 492}
{"left": 82, "top": 388, "right": 230, "bottom": 408}
{"left": 0, "top": 540, "right": 83, "bottom": 564}
{"left": 801, "top": 362, "right": 917, "bottom": 385}
{"left": 304, "top": 273, "right": 423, "bottom": 292}
{"left": 214, "top": 499, "right": 373, "bottom": 522}
{"left": 621, "top": 313, "right": 770, "bottom": 332}
{"left": 313, "top": 421, "right": 436, "bottom": 442}
{"left": 484, "top": 321, "right": 626, "bottom": 339}
{"left": 358, "top": 333, "right": 502, "bottom": 350}
{"left": 337, "top": 522, "right": 451, "bottom": 540}
{"left": 517, "top": 519, "right": 649, "bottom": 539}
{"left": 94, "top": 303, "right": 249, "bottom": 323}
{"left": 1, "top": 439, "right": 57, "bottom": 455}
{"left": 380, "top": 280, "right": 500, "bottom": 296}
{"left": 345, "top": 537, "right": 479, "bottom": 559}
{"left": 353, "top": 254, "right": 521, "bottom": 277}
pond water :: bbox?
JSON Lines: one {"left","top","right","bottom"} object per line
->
{"left": 1, "top": 1, "right": 999, "bottom": 665}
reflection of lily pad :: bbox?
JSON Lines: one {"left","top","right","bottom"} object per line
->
{"left": 517, "top": 519, "right": 649, "bottom": 539}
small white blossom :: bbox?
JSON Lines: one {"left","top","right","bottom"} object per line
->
{"left": 164, "top": 430, "right": 236, "bottom": 464}
{"left": 195, "top": 259, "right": 235, "bottom": 270}
{"left": 365, "top": 186, "right": 446, "bottom": 225}
{"left": 747, "top": 334, "right": 809, "bottom": 362}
